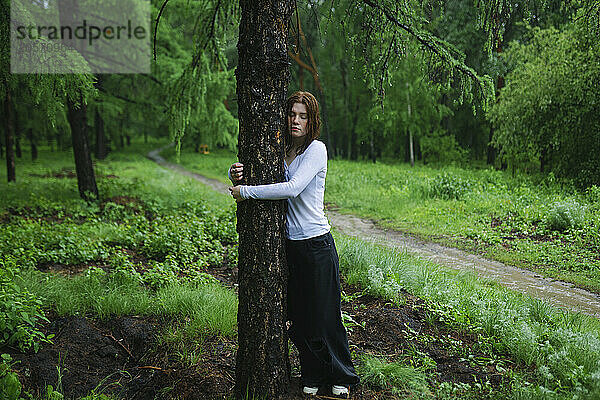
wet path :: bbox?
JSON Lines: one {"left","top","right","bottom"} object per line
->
{"left": 148, "top": 146, "right": 600, "bottom": 318}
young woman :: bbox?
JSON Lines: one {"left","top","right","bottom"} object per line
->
{"left": 228, "top": 91, "right": 359, "bottom": 397}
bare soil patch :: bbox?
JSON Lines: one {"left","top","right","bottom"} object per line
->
{"left": 3, "top": 258, "right": 514, "bottom": 399}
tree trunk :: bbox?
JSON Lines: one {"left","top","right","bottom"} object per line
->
{"left": 349, "top": 101, "right": 360, "bottom": 160}
{"left": 126, "top": 135, "right": 131, "bottom": 146}
{"left": 340, "top": 59, "right": 349, "bottom": 159}
{"left": 4, "top": 89, "right": 16, "bottom": 182}
{"left": 120, "top": 134, "right": 124, "bottom": 148}
{"left": 58, "top": 0, "right": 97, "bottom": 201}
{"left": 370, "top": 131, "right": 376, "bottom": 163}
{"left": 540, "top": 147, "right": 548, "bottom": 173}
{"left": 488, "top": 72, "right": 504, "bottom": 166}
{"left": 487, "top": 126, "right": 496, "bottom": 165}
{"left": 235, "top": 1, "right": 293, "bottom": 398}
{"left": 407, "top": 83, "right": 414, "bottom": 167}
{"left": 15, "top": 133, "right": 22, "bottom": 158}
{"left": 27, "top": 128, "right": 37, "bottom": 161}
{"left": 67, "top": 93, "right": 98, "bottom": 201}
{"left": 94, "top": 75, "right": 109, "bottom": 160}
{"left": 14, "top": 108, "right": 22, "bottom": 159}
{"left": 95, "top": 108, "right": 108, "bottom": 160}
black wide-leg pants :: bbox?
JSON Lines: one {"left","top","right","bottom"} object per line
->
{"left": 286, "top": 232, "right": 359, "bottom": 387}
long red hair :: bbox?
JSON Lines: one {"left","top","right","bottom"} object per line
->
{"left": 285, "top": 91, "right": 321, "bottom": 155}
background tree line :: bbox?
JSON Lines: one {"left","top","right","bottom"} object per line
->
{"left": 4, "top": 1, "right": 597, "bottom": 191}
{"left": 1, "top": 0, "right": 238, "bottom": 197}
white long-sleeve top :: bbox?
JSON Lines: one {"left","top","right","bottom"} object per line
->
{"left": 239, "top": 140, "right": 331, "bottom": 240}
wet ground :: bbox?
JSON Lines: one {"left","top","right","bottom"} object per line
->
{"left": 328, "top": 211, "right": 600, "bottom": 318}
{"left": 7, "top": 262, "right": 512, "bottom": 399}
{"left": 147, "top": 146, "right": 600, "bottom": 318}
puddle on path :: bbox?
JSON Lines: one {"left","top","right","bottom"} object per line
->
{"left": 148, "top": 147, "right": 600, "bottom": 318}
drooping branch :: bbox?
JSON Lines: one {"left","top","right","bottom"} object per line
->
{"left": 363, "top": 0, "right": 482, "bottom": 87}
{"left": 153, "top": 0, "right": 171, "bottom": 61}
{"left": 575, "top": 0, "right": 600, "bottom": 34}
{"left": 95, "top": 85, "right": 157, "bottom": 107}
{"left": 358, "top": 0, "right": 495, "bottom": 111}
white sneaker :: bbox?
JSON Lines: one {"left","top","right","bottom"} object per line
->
{"left": 332, "top": 385, "right": 349, "bottom": 397}
{"left": 303, "top": 386, "right": 319, "bottom": 395}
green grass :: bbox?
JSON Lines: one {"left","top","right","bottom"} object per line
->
{"left": 162, "top": 146, "right": 600, "bottom": 293}
{"left": 327, "top": 160, "right": 600, "bottom": 292}
{"left": 18, "top": 268, "right": 237, "bottom": 337}
{"left": 1, "top": 142, "right": 239, "bottom": 349}
{"left": 357, "top": 354, "right": 431, "bottom": 397}
{"left": 160, "top": 145, "right": 236, "bottom": 185}
{"left": 0, "top": 141, "right": 231, "bottom": 212}
{"left": 3, "top": 143, "right": 600, "bottom": 399}
{"left": 335, "top": 233, "right": 600, "bottom": 399}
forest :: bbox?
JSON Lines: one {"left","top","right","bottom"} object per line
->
{"left": 1, "top": 0, "right": 600, "bottom": 399}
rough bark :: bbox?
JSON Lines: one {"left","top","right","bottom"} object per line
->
{"left": 234, "top": 1, "right": 293, "bottom": 398}
{"left": 4, "top": 89, "right": 16, "bottom": 182}
{"left": 67, "top": 93, "right": 98, "bottom": 201}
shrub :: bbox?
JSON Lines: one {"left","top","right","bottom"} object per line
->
{"left": 0, "top": 259, "right": 50, "bottom": 352}
{"left": 426, "top": 173, "right": 472, "bottom": 200}
{"left": 421, "top": 131, "right": 468, "bottom": 165}
{"left": 586, "top": 185, "right": 600, "bottom": 205}
{"left": 358, "top": 355, "right": 431, "bottom": 396}
{"left": 0, "top": 355, "right": 22, "bottom": 400}
{"left": 544, "top": 201, "right": 586, "bottom": 232}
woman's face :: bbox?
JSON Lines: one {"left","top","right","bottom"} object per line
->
{"left": 288, "top": 102, "right": 308, "bottom": 139}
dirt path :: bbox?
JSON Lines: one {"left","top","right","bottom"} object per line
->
{"left": 148, "top": 146, "right": 600, "bottom": 318}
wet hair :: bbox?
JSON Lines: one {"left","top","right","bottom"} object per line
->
{"left": 285, "top": 91, "right": 321, "bottom": 156}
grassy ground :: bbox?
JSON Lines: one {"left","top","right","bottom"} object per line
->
{"left": 1, "top": 142, "right": 600, "bottom": 399}
{"left": 161, "top": 145, "right": 600, "bottom": 294}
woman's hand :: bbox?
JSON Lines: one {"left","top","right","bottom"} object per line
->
{"left": 229, "top": 185, "right": 245, "bottom": 202}
{"left": 229, "top": 162, "right": 244, "bottom": 183}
